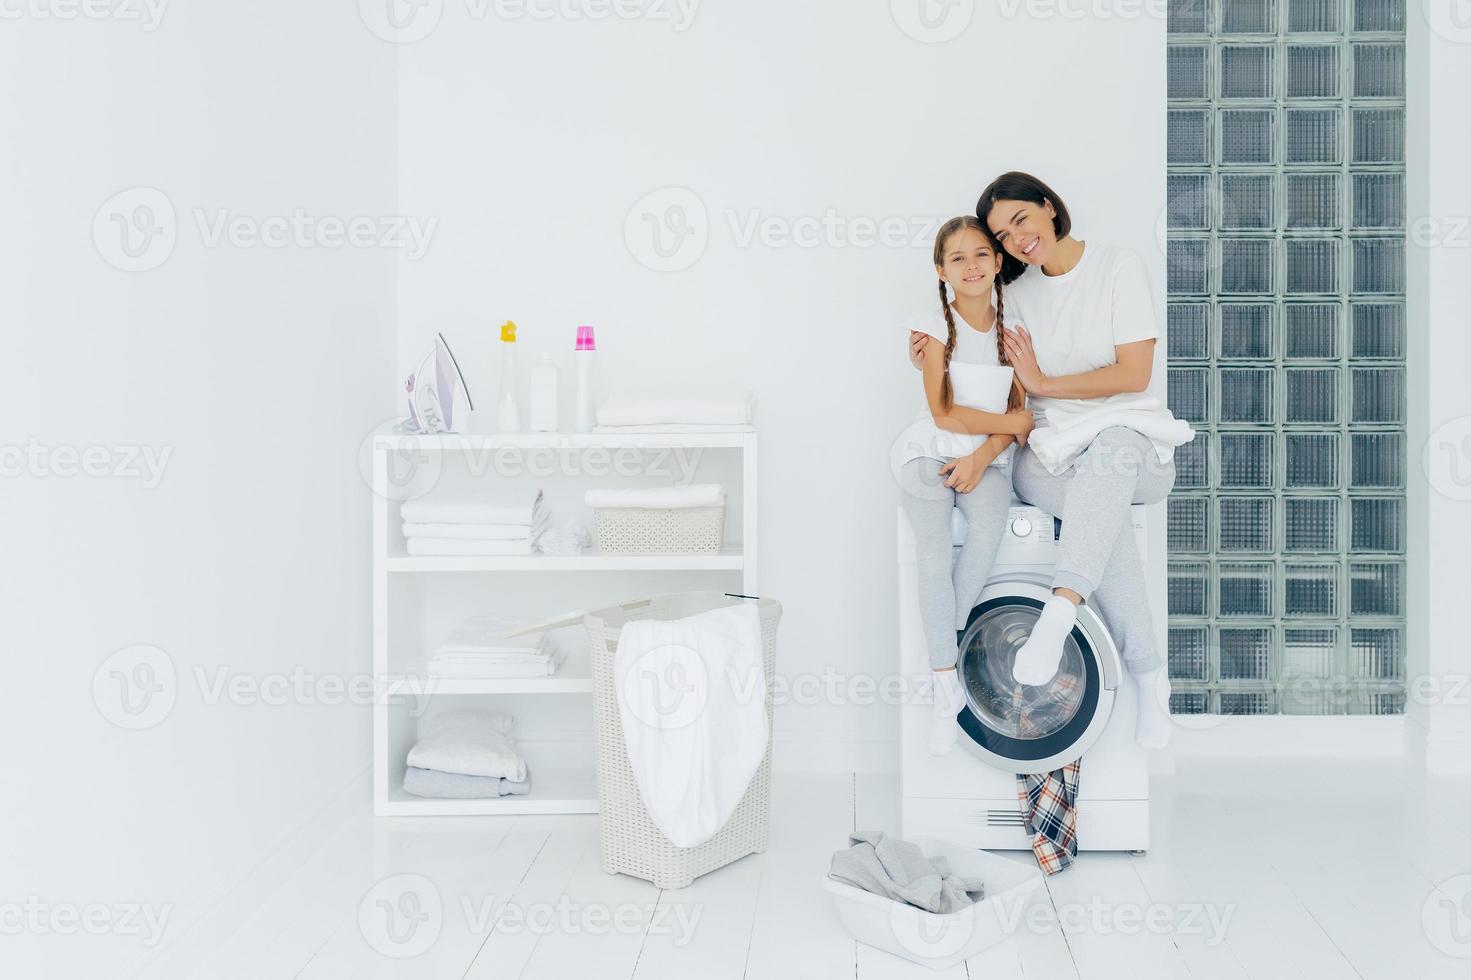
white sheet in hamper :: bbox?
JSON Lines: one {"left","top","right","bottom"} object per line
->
{"left": 405, "top": 710, "right": 527, "bottom": 781}
{"left": 614, "top": 601, "right": 767, "bottom": 849}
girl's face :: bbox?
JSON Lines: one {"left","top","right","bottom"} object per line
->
{"left": 935, "top": 227, "right": 1001, "bottom": 301}
{"left": 985, "top": 198, "right": 1060, "bottom": 268}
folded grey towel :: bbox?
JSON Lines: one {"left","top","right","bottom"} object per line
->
{"left": 402, "top": 766, "right": 531, "bottom": 799}
{"left": 827, "top": 830, "right": 984, "bottom": 914}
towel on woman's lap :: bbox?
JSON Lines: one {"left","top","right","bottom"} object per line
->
{"left": 402, "top": 766, "right": 530, "bottom": 799}
{"left": 1028, "top": 396, "right": 1195, "bottom": 476}
{"left": 406, "top": 710, "right": 527, "bottom": 781}
{"left": 827, "top": 830, "right": 984, "bottom": 914}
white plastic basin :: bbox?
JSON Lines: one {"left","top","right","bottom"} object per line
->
{"left": 822, "top": 835, "right": 1044, "bottom": 970}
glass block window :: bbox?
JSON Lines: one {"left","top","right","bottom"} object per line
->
{"left": 1166, "top": 0, "right": 1405, "bottom": 716}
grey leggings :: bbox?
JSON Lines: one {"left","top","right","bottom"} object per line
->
{"left": 1011, "top": 425, "right": 1174, "bottom": 674}
{"left": 899, "top": 457, "right": 1014, "bottom": 670}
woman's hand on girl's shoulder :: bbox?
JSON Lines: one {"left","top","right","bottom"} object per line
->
{"left": 1001, "top": 324, "right": 1045, "bottom": 392}
{"left": 909, "top": 330, "right": 929, "bottom": 369}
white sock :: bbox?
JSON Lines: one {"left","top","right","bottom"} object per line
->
{"left": 1011, "top": 594, "right": 1078, "bottom": 686}
{"left": 1132, "top": 666, "right": 1172, "bottom": 749}
{"left": 928, "top": 669, "right": 966, "bottom": 756}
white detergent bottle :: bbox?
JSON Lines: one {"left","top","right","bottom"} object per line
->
{"left": 530, "top": 353, "right": 559, "bottom": 432}
{"left": 573, "top": 325, "right": 596, "bottom": 432}
{"left": 497, "top": 320, "right": 521, "bottom": 432}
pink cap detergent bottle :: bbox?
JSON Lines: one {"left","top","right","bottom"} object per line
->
{"left": 574, "top": 325, "right": 597, "bottom": 432}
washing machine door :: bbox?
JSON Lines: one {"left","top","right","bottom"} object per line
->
{"left": 953, "top": 573, "right": 1122, "bottom": 775}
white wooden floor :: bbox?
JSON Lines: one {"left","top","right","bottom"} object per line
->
{"left": 196, "top": 757, "right": 1471, "bottom": 980}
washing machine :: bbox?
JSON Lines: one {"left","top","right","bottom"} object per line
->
{"left": 898, "top": 502, "right": 1150, "bottom": 852}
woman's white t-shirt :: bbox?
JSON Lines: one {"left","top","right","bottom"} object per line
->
{"left": 893, "top": 305, "right": 1017, "bottom": 470}
{"left": 1003, "top": 243, "right": 1179, "bottom": 455}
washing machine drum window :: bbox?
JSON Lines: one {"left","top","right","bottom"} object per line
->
{"left": 953, "top": 583, "right": 1122, "bottom": 775}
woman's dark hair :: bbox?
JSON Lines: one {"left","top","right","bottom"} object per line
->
{"left": 976, "top": 171, "right": 1072, "bottom": 284}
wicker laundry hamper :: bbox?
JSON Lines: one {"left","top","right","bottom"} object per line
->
{"left": 584, "top": 592, "right": 781, "bottom": 889}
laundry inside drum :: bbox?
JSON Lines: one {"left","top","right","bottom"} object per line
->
{"left": 957, "top": 604, "right": 1086, "bottom": 740}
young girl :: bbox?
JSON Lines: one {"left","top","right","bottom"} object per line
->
{"left": 895, "top": 216, "right": 1034, "bottom": 755}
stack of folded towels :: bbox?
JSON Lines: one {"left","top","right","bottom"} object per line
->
{"left": 427, "top": 613, "right": 564, "bottom": 679}
{"left": 401, "top": 489, "right": 547, "bottom": 556}
{"left": 594, "top": 385, "right": 755, "bottom": 432}
{"left": 404, "top": 710, "right": 531, "bottom": 799}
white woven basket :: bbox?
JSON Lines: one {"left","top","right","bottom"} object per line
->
{"left": 584, "top": 592, "right": 781, "bottom": 889}
{"left": 593, "top": 503, "right": 724, "bottom": 555}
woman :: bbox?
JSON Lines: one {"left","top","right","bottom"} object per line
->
{"left": 910, "top": 172, "right": 1193, "bottom": 749}
{"left": 895, "top": 215, "right": 1032, "bottom": 755}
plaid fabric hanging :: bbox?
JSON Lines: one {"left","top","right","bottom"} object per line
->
{"left": 1016, "top": 760, "right": 1081, "bottom": 876}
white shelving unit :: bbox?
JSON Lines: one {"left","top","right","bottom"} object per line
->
{"left": 370, "top": 427, "right": 758, "bottom": 816}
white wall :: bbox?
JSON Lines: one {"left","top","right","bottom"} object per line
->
{"left": 0, "top": 4, "right": 395, "bottom": 976}
{"left": 1407, "top": 10, "right": 1471, "bottom": 769}
{"left": 394, "top": 2, "right": 1167, "bottom": 769}
{"left": 0, "top": 5, "right": 1171, "bottom": 970}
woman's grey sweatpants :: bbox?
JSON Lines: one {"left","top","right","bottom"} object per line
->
{"left": 1010, "top": 425, "right": 1175, "bottom": 675}
{"left": 899, "top": 457, "right": 1014, "bottom": 670}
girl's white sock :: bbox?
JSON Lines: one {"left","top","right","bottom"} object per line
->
{"left": 928, "top": 669, "right": 966, "bottom": 756}
{"left": 1132, "top": 666, "right": 1173, "bottom": 749}
{"left": 1011, "top": 594, "right": 1078, "bottom": 686}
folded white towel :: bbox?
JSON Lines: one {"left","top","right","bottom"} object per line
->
{"left": 401, "top": 489, "right": 544, "bottom": 526}
{"left": 584, "top": 484, "right": 725, "bottom": 509}
{"left": 1028, "top": 397, "right": 1196, "bottom": 476}
{"left": 406, "top": 538, "right": 535, "bottom": 556}
{"left": 436, "top": 613, "right": 549, "bottom": 656}
{"left": 402, "top": 517, "right": 547, "bottom": 540}
{"left": 433, "top": 651, "right": 548, "bottom": 666}
{"left": 427, "top": 650, "right": 564, "bottom": 679}
{"left": 406, "top": 710, "right": 527, "bottom": 781}
{"left": 597, "top": 387, "right": 754, "bottom": 427}
{"left": 615, "top": 602, "right": 768, "bottom": 849}
{"left": 592, "top": 423, "right": 754, "bottom": 433}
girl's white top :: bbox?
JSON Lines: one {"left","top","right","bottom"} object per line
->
{"left": 893, "top": 304, "right": 1017, "bottom": 470}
